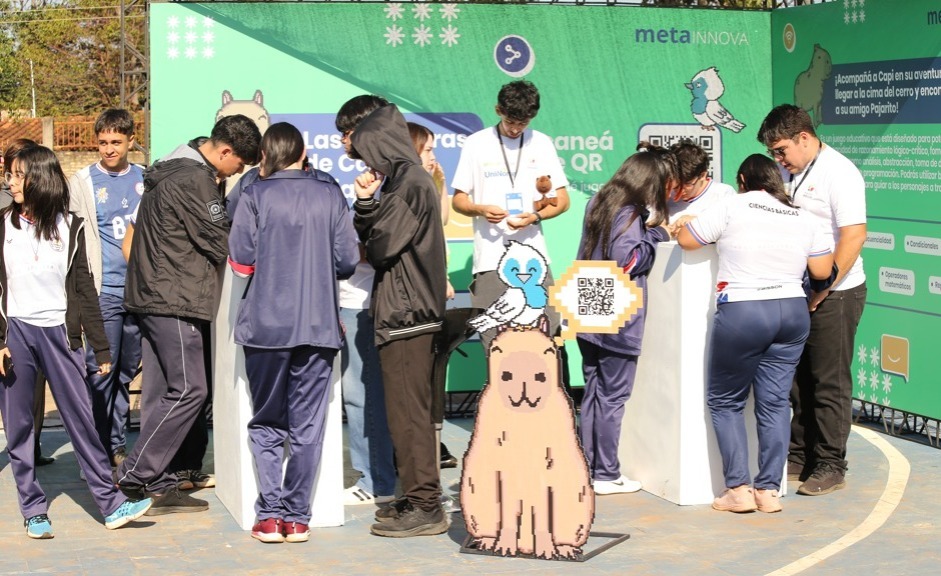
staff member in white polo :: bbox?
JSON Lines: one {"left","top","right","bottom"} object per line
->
{"left": 757, "top": 104, "right": 866, "bottom": 496}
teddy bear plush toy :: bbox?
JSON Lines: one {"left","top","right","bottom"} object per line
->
{"left": 534, "top": 175, "right": 558, "bottom": 212}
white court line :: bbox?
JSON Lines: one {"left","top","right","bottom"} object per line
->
{"left": 765, "top": 425, "right": 911, "bottom": 576}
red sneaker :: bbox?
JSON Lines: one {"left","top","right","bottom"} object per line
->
{"left": 251, "top": 518, "right": 284, "bottom": 543}
{"left": 283, "top": 521, "right": 310, "bottom": 543}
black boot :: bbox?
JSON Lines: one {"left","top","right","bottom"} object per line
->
{"left": 440, "top": 442, "right": 458, "bottom": 469}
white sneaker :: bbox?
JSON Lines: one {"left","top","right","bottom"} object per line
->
{"left": 343, "top": 486, "right": 395, "bottom": 506}
{"left": 593, "top": 475, "right": 642, "bottom": 495}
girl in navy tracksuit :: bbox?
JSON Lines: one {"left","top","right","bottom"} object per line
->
{"left": 0, "top": 145, "right": 151, "bottom": 538}
{"left": 228, "top": 122, "right": 359, "bottom": 543}
{"left": 576, "top": 146, "right": 675, "bottom": 495}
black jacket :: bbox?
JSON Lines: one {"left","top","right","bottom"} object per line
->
{"left": 0, "top": 212, "right": 111, "bottom": 364}
{"left": 352, "top": 105, "right": 447, "bottom": 345}
{"left": 125, "top": 141, "right": 229, "bottom": 321}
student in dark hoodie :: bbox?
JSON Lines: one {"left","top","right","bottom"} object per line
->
{"left": 116, "top": 115, "right": 261, "bottom": 516}
{"left": 335, "top": 96, "right": 448, "bottom": 538}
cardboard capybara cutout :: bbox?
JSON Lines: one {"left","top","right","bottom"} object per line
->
{"left": 461, "top": 317, "right": 594, "bottom": 560}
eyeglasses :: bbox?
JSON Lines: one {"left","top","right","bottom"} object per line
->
{"left": 682, "top": 175, "right": 705, "bottom": 190}
{"left": 767, "top": 135, "right": 801, "bottom": 159}
{"left": 3, "top": 171, "right": 25, "bottom": 184}
{"left": 767, "top": 145, "right": 789, "bottom": 159}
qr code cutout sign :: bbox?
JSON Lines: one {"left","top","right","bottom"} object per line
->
{"left": 577, "top": 277, "right": 615, "bottom": 317}
{"left": 638, "top": 123, "right": 722, "bottom": 183}
{"left": 550, "top": 261, "right": 643, "bottom": 337}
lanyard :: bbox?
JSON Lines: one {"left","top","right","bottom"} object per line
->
{"left": 789, "top": 147, "right": 821, "bottom": 201}
{"left": 496, "top": 125, "right": 524, "bottom": 188}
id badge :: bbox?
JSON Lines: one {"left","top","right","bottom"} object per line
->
{"left": 506, "top": 192, "right": 524, "bottom": 216}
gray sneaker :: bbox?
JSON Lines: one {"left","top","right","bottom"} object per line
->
{"left": 144, "top": 486, "right": 209, "bottom": 515}
{"left": 375, "top": 497, "right": 410, "bottom": 522}
{"left": 797, "top": 463, "right": 846, "bottom": 496}
{"left": 370, "top": 505, "right": 448, "bottom": 538}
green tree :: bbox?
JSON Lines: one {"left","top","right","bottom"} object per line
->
{"left": 640, "top": 0, "right": 773, "bottom": 7}
{"left": 0, "top": 1, "right": 24, "bottom": 113}
{"left": 0, "top": 0, "right": 145, "bottom": 116}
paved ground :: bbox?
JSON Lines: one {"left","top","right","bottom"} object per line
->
{"left": 0, "top": 417, "right": 938, "bottom": 576}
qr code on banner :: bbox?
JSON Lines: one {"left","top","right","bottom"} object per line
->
{"left": 577, "top": 277, "right": 615, "bottom": 317}
{"left": 638, "top": 123, "right": 723, "bottom": 183}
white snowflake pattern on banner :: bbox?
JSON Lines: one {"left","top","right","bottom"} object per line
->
{"left": 413, "top": 25, "right": 433, "bottom": 47}
{"left": 856, "top": 367, "right": 866, "bottom": 390}
{"left": 843, "top": 0, "right": 865, "bottom": 25}
{"left": 380, "top": 4, "right": 462, "bottom": 49}
{"left": 413, "top": 4, "right": 433, "bottom": 22}
{"left": 385, "top": 3, "right": 405, "bottom": 21}
{"left": 440, "top": 4, "right": 461, "bottom": 22}
{"left": 857, "top": 344, "right": 867, "bottom": 365}
{"left": 440, "top": 24, "right": 460, "bottom": 47}
{"left": 165, "top": 14, "right": 215, "bottom": 61}
{"left": 881, "top": 395, "right": 890, "bottom": 406}
{"left": 385, "top": 25, "right": 405, "bottom": 47}
{"left": 881, "top": 373, "right": 892, "bottom": 395}
{"left": 869, "top": 346, "right": 879, "bottom": 367}
{"left": 869, "top": 370, "right": 879, "bottom": 391}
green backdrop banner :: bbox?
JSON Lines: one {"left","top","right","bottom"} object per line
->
{"left": 771, "top": 0, "right": 941, "bottom": 418}
{"left": 151, "top": 2, "right": 771, "bottom": 392}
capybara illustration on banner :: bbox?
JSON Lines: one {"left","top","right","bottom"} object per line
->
{"left": 461, "top": 317, "right": 594, "bottom": 560}
{"left": 216, "top": 89, "right": 270, "bottom": 134}
{"left": 794, "top": 44, "right": 832, "bottom": 128}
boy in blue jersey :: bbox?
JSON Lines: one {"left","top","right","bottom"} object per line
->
{"left": 69, "top": 109, "right": 143, "bottom": 468}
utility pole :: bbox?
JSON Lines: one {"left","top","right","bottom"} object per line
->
{"left": 120, "top": 0, "right": 149, "bottom": 162}
{"left": 29, "top": 59, "right": 36, "bottom": 117}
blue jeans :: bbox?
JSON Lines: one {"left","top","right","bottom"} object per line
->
{"left": 84, "top": 291, "right": 141, "bottom": 456}
{"left": 340, "top": 307, "right": 395, "bottom": 496}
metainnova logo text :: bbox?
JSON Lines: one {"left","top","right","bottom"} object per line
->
{"left": 634, "top": 28, "right": 749, "bottom": 46}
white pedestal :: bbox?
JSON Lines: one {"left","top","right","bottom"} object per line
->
{"left": 212, "top": 268, "right": 345, "bottom": 529}
{"left": 619, "top": 242, "right": 785, "bottom": 505}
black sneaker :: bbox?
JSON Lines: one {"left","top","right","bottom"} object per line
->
{"left": 375, "top": 497, "right": 411, "bottom": 521}
{"left": 116, "top": 480, "right": 147, "bottom": 501}
{"left": 797, "top": 462, "right": 846, "bottom": 496}
{"left": 144, "top": 486, "right": 209, "bottom": 515}
{"left": 370, "top": 505, "right": 448, "bottom": 538}
{"left": 440, "top": 443, "right": 458, "bottom": 469}
{"left": 176, "top": 469, "right": 216, "bottom": 491}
